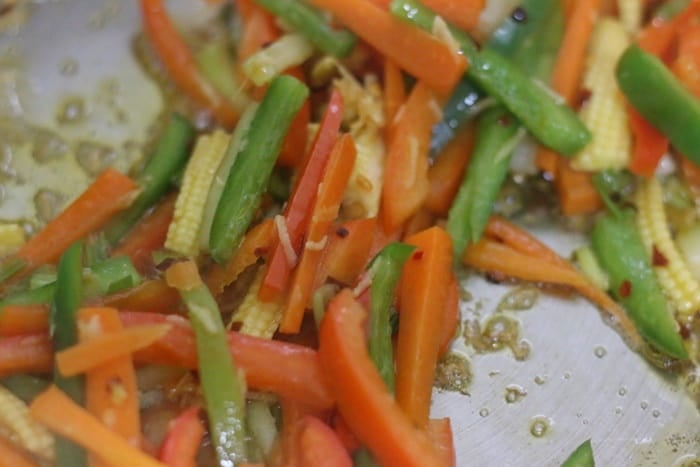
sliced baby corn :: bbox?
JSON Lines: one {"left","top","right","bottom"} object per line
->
{"left": 0, "top": 223, "right": 25, "bottom": 256}
{"left": 636, "top": 177, "right": 700, "bottom": 316}
{"left": 243, "top": 33, "right": 315, "bottom": 86}
{"left": 165, "top": 130, "right": 230, "bottom": 257}
{"left": 0, "top": 385, "right": 54, "bottom": 462}
{"left": 229, "top": 268, "right": 282, "bottom": 339}
{"left": 617, "top": 0, "right": 642, "bottom": 34}
{"left": 572, "top": 17, "right": 631, "bottom": 171}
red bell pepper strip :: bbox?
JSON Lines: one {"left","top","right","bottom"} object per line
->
{"left": 299, "top": 416, "right": 353, "bottom": 467}
{"left": 158, "top": 406, "right": 205, "bottom": 467}
{"left": 427, "top": 418, "right": 456, "bottom": 467}
{"left": 140, "top": 0, "right": 239, "bottom": 128}
{"left": 259, "top": 89, "right": 344, "bottom": 301}
{"left": 318, "top": 289, "right": 443, "bottom": 467}
{"left": 627, "top": 106, "right": 669, "bottom": 178}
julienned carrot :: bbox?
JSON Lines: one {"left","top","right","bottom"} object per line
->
{"left": 111, "top": 194, "right": 176, "bottom": 274}
{"left": 0, "top": 333, "right": 53, "bottom": 377}
{"left": 485, "top": 216, "right": 569, "bottom": 267}
{"left": 278, "top": 67, "right": 311, "bottom": 168}
{"left": 462, "top": 238, "right": 644, "bottom": 349}
{"left": 383, "top": 59, "right": 406, "bottom": 140}
{"left": 395, "top": 226, "right": 452, "bottom": 427}
{"left": 259, "top": 89, "right": 344, "bottom": 301}
{"left": 0, "top": 304, "right": 49, "bottom": 336}
{"left": 427, "top": 418, "right": 456, "bottom": 467}
{"left": 268, "top": 400, "right": 306, "bottom": 467}
{"left": 237, "top": 1, "right": 280, "bottom": 62}
{"left": 403, "top": 208, "right": 436, "bottom": 238}
{"left": 439, "top": 273, "right": 459, "bottom": 358}
{"left": 204, "top": 218, "right": 275, "bottom": 296}
{"left": 307, "top": 0, "right": 466, "bottom": 94}
{"left": 100, "top": 278, "right": 180, "bottom": 312}
{"left": 318, "top": 289, "right": 443, "bottom": 467}
{"left": 0, "top": 435, "right": 36, "bottom": 467}
{"left": 281, "top": 135, "right": 358, "bottom": 333}
{"left": 140, "top": 0, "right": 238, "bottom": 128}
{"left": 30, "top": 386, "right": 165, "bottom": 467}
{"left": 421, "top": 0, "right": 484, "bottom": 32}
{"left": 425, "top": 127, "right": 475, "bottom": 216}
{"left": 298, "top": 416, "right": 353, "bottom": 467}
{"left": 331, "top": 412, "right": 361, "bottom": 454}
{"left": 534, "top": 0, "right": 603, "bottom": 176}
{"left": 79, "top": 308, "right": 141, "bottom": 461}
{"left": 56, "top": 322, "right": 170, "bottom": 377}
{"left": 8, "top": 168, "right": 138, "bottom": 279}
{"left": 120, "top": 312, "right": 334, "bottom": 410}
{"left": 555, "top": 161, "right": 603, "bottom": 215}
{"left": 158, "top": 406, "right": 205, "bottom": 467}
{"left": 382, "top": 82, "right": 440, "bottom": 232}
{"left": 315, "top": 217, "right": 377, "bottom": 287}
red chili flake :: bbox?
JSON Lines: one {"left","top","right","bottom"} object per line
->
{"left": 652, "top": 245, "right": 669, "bottom": 267}
{"left": 576, "top": 89, "right": 592, "bottom": 109}
{"left": 619, "top": 280, "right": 632, "bottom": 298}
{"left": 412, "top": 250, "right": 424, "bottom": 260}
{"left": 335, "top": 226, "right": 349, "bottom": 238}
{"left": 254, "top": 247, "right": 268, "bottom": 257}
{"left": 679, "top": 323, "right": 691, "bottom": 340}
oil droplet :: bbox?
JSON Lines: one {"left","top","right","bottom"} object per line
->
{"left": 59, "top": 58, "right": 79, "bottom": 76}
{"left": 512, "top": 339, "right": 531, "bottom": 361}
{"left": 479, "top": 408, "right": 489, "bottom": 417}
{"left": 32, "top": 128, "right": 69, "bottom": 163}
{"left": 433, "top": 352, "right": 471, "bottom": 395}
{"left": 75, "top": 141, "right": 116, "bottom": 177}
{"left": 56, "top": 96, "right": 86, "bottom": 125}
{"left": 505, "top": 384, "right": 527, "bottom": 404}
{"left": 563, "top": 371, "right": 572, "bottom": 380}
{"left": 652, "top": 409, "right": 661, "bottom": 418}
{"left": 640, "top": 401, "right": 649, "bottom": 410}
{"left": 618, "top": 386, "right": 627, "bottom": 397}
{"left": 615, "top": 406, "right": 623, "bottom": 415}
{"left": 594, "top": 346, "right": 607, "bottom": 358}
{"left": 534, "top": 375, "right": 546, "bottom": 385}
{"left": 498, "top": 286, "right": 539, "bottom": 311}
{"left": 34, "top": 189, "right": 63, "bottom": 223}
{"left": 529, "top": 417, "right": 550, "bottom": 438}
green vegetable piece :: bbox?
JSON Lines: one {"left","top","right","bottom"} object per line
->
{"left": 654, "top": 0, "right": 690, "bottom": 20}
{"left": 430, "top": 79, "right": 486, "bottom": 158}
{"left": 209, "top": 75, "right": 308, "bottom": 263}
{"left": 252, "top": 0, "right": 357, "bottom": 57}
{"left": 196, "top": 41, "right": 251, "bottom": 111}
{"left": 561, "top": 439, "right": 595, "bottom": 467}
{"left": 105, "top": 114, "right": 194, "bottom": 245}
{"left": 591, "top": 212, "right": 688, "bottom": 360}
{"left": 175, "top": 271, "right": 248, "bottom": 465}
{"left": 446, "top": 108, "right": 523, "bottom": 257}
{"left": 390, "top": 0, "right": 590, "bottom": 156}
{"left": 487, "top": 0, "right": 559, "bottom": 59}
{"left": 367, "top": 242, "right": 416, "bottom": 391}
{"left": 616, "top": 45, "right": 700, "bottom": 165}
{"left": 51, "top": 241, "right": 87, "bottom": 467}
{"left": 0, "top": 374, "right": 50, "bottom": 404}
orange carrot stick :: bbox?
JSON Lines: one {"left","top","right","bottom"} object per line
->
{"left": 299, "top": 415, "right": 353, "bottom": 467}
{"left": 111, "top": 193, "right": 176, "bottom": 274}
{"left": 425, "top": 127, "right": 475, "bottom": 216}
{"left": 278, "top": 67, "right": 311, "bottom": 168}
{"left": 0, "top": 435, "right": 36, "bottom": 467}
{"left": 421, "top": 0, "right": 484, "bottom": 32}
{"left": 204, "top": 218, "right": 275, "bottom": 296}
{"left": 534, "top": 0, "right": 603, "bottom": 176}
{"left": 29, "top": 386, "right": 165, "bottom": 467}
{"left": 78, "top": 307, "right": 141, "bottom": 462}
{"left": 438, "top": 273, "right": 459, "bottom": 358}
{"left": 307, "top": 0, "right": 466, "bottom": 94}
{"left": 485, "top": 216, "right": 570, "bottom": 267}
{"left": 315, "top": 217, "right": 378, "bottom": 288}
{"left": 395, "top": 226, "right": 453, "bottom": 427}
{"left": 140, "top": 0, "right": 238, "bottom": 128}
{"left": 383, "top": 59, "right": 406, "bottom": 141}
{"left": 0, "top": 305, "right": 49, "bottom": 337}
{"left": 403, "top": 208, "right": 436, "bottom": 238}
{"left": 157, "top": 406, "right": 205, "bottom": 467}
{"left": 280, "top": 134, "right": 358, "bottom": 334}
{"left": 8, "top": 168, "right": 138, "bottom": 280}
{"left": 381, "top": 82, "right": 440, "bottom": 232}
{"left": 0, "top": 333, "right": 53, "bottom": 377}
{"left": 427, "top": 418, "right": 456, "bottom": 467}
{"left": 100, "top": 279, "right": 180, "bottom": 313}
{"left": 462, "top": 238, "right": 643, "bottom": 349}
{"left": 555, "top": 161, "right": 603, "bottom": 215}
{"left": 56, "top": 323, "right": 171, "bottom": 377}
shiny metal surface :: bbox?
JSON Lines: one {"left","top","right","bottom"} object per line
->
{"left": 1, "top": 1, "right": 698, "bottom": 465}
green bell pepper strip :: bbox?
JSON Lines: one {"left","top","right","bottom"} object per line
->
{"left": 389, "top": 0, "right": 590, "bottom": 156}
{"left": 0, "top": 375, "right": 50, "bottom": 404}
{"left": 590, "top": 212, "right": 688, "bottom": 360}
{"left": 561, "top": 439, "right": 595, "bottom": 467}
{"left": 51, "top": 241, "right": 87, "bottom": 467}
{"left": 209, "top": 75, "right": 308, "bottom": 263}
{"left": 446, "top": 108, "right": 524, "bottom": 257}
{"left": 616, "top": 45, "right": 700, "bottom": 165}
{"left": 0, "top": 256, "right": 142, "bottom": 310}
{"left": 252, "top": 0, "right": 357, "bottom": 57}
{"left": 367, "top": 242, "right": 416, "bottom": 392}
{"left": 169, "top": 261, "right": 248, "bottom": 465}
{"left": 104, "top": 114, "right": 194, "bottom": 245}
